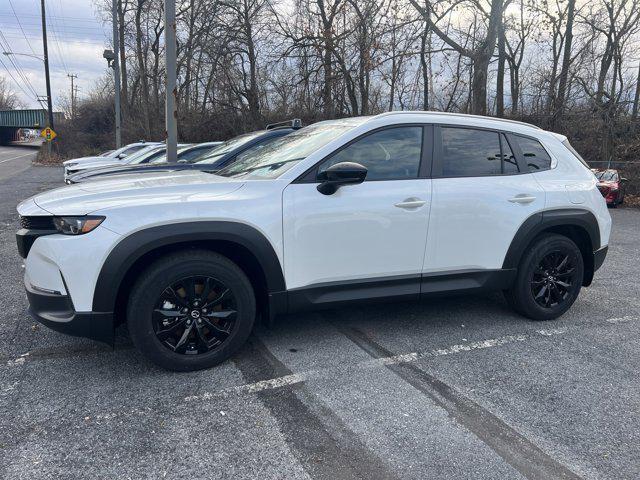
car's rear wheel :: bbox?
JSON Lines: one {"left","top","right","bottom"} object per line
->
{"left": 127, "top": 250, "right": 255, "bottom": 371}
{"left": 505, "top": 234, "right": 584, "bottom": 321}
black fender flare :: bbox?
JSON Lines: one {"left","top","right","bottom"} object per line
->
{"left": 502, "top": 208, "right": 601, "bottom": 270}
{"left": 92, "top": 221, "right": 286, "bottom": 313}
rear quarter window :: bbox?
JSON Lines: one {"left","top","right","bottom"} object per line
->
{"left": 515, "top": 136, "right": 551, "bottom": 172}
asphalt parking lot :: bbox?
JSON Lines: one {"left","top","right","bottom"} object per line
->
{"left": 1, "top": 147, "right": 639, "bottom": 479}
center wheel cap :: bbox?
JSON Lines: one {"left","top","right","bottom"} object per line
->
{"left": 190, "top": 310, "right": 201, "bottom": 319}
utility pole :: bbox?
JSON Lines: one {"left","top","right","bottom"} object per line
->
{"left": 111, "top": 0, "right": 122, "bottom": 148}
{"left": 40, "top": 0, "right": 54, "bottom": 153}
{"left": 67, "top": 74, "right": 77, "bottom": 118}
{"left": 164, "top": 0, "right": 178, "bottom": 162}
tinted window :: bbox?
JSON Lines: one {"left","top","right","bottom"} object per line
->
{"left": 501, "top": 134, "right": 519, "bottom": 174}
{"left": 516, "top": 135, "right": 551, "bottom": 172}
{"left": 318, "top": 127, "right": 422, "bottom": 181}
{"left": 441, "top": 127, "right": 501, "bottom": 176}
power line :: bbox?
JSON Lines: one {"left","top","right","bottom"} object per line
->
{"left": 0, "top": 42, "right": 40, "bottom": 99}
{"left": 8, "top": 0, "right": 38, "bottom": 56}
{"left": 0, "top": 55, "right": 38, "bottom": 102}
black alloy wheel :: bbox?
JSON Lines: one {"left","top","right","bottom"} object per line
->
{"left": 127, "top": 250, "right": 256, "bottom": 371}
{"left": 153, "top": 276, "right": 237, "bottom": 355}
{"left": 504, "top": 233, "right": 584, "bottom": 321}
{"left": 530, "top": 250, "right": 578, "bottom": 309}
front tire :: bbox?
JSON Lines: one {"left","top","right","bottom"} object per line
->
{"left": 505, "top": 234, "right": 584, "bottom": 321}
{"left": 127, "top": 250, "right": 256, "bottom": 371}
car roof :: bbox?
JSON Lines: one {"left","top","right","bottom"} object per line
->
{"left": 345, "top": 111, "right": 545, "bottom": 137}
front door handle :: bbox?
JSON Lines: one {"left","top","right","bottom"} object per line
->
{"left": 395, "top": 198, "right": 426, "bottom": 209}
{"left": 508, "top": 194, "right": 536, "bottom": 204}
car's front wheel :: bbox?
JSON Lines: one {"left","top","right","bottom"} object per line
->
{"left": 505, "top": 234, "right": 584, "bottom": 321}
{"left": 127, "top": 250, "right": 256, "bottom": 371}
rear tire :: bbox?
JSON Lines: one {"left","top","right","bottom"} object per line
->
{"left": 127, "top": 250, "right": 255, "bottom": 371}
{"left": 505, "top": 234, "right": 584, "bottom": 321}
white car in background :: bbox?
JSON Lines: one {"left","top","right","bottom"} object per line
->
{"left": 62, "top": 142, "right": 161, "bottom": 177}
{"left": 63, "top": 143, "right": 164, "bottom": 181}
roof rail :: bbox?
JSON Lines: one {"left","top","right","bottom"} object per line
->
{"left": 266, "top": 118, "right": 303, "bottom": 130}
{"left": 377, "top": 111, "right": 541, "bottom": 130}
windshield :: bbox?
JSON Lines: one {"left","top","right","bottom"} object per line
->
{"left": 196, "top": 132, "right": 265, "bottom": 164}
{"left": 124, "top": 146, "right": 165, "bottom": 164}
{"left": 216, "top": 119, "right": 363, "bottom": 179}
{"left": 596, "top": 170, "right": 618, "bottom": 182}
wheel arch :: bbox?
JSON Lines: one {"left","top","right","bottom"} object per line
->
{"left": 92, "top": 222, "right": 286, "bottom": 323}
{"left": 502, "top": 209, "right": 600, "bottom": 287}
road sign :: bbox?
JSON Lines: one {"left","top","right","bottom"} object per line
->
{"left": 40, "top": 127, "right": 57, "bottom": 142}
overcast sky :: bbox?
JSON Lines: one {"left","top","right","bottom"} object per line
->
{"left": 0, "top": 0, "right": 109, "bottom": 110}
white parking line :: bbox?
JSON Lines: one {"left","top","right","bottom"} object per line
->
{"left": 184, "top": 329, "right": 564, "bottom": 402}
{"left": 607, "top": 315, "right": 638, "bottom": 324}
{"left": 0, "top": 152, "right": 35, "bottom": 164}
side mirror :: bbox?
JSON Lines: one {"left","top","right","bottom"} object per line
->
{"left": 317, "top": 162, "right": 367, "bottom": 195}
{"left": 177, "top": 159, "right": 187, "bottom": 164}
{"left": 117, "top": 153, "right": 127, "bottom": 159}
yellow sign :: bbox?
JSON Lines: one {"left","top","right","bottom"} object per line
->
{"left": 40, "top": 127, "right": 57, "bottom": 141}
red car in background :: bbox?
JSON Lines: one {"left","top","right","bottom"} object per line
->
{"left": 594, "top": 169, "right": 627, "bottom": 207}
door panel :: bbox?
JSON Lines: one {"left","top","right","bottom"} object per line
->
{"left": 424, "top": 174, "right": 544, "bottom": 272}
{"left": 283, "top": 180, "right": 431, "bottom": 290}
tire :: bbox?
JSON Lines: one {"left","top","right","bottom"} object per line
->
{"left": 127, "top": 250, "right": 256, "bottom": 371}
{"left": 504, "top": 234, "right": 584, "bottom": 321}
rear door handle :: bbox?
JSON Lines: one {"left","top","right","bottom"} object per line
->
{"left": 508, "top": 194, "right": 536, "bottom": 204}
{"left": 395, "top": 198, "right": 426, "bottom": 209}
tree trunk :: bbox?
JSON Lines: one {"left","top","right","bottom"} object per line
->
{"left": 420, "top": 26, "right": 429, "bottom": 110}
{"left": 552, "top": 0, "right": 575, "bottom": 125}
{"left": 496, "top": 17, "right": 505, "bottom": 117}
{"left": 632, "top": 62, "right": 640, "bottom": 120}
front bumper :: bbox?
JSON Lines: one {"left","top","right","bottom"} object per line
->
{"left": 26, "top": 281, "right": 114, "bottom": 344}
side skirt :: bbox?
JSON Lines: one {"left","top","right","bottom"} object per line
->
{"left": 270, "top": 269, "right": 517, "bottom": 317}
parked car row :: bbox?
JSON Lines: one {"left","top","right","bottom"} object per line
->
{"left": 62, "top": 119, "right": 304, "bottom": 184}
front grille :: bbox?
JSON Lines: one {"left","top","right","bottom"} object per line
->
{"left": 20, "top": 216, "right": 55, "bottom": 230}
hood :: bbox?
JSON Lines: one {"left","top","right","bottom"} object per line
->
{"left": 26, "top": 170, "right": 245, "bottom": 216}
{"left": 63, "top": 155, "right": 109, "bottom": 167}
{"left": 67, "top": 158, "right": 122, "bottom": 172}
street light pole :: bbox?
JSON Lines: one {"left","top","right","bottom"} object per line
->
{"left": 164, "top": 0, "right": 178, "bottom": 163}
{"left": 40, "top": 0, "right": 54, "bottom": 142}
{"left": 111, "top": 0, "right": 122, "bottom": 148}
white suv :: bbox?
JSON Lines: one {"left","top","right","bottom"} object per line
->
{"left": 16, "top": 112, "right": 611, "bottom": 371}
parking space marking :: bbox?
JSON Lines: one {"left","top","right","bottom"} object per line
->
{"left": 184, "top": 329, "right": 563, "bottom": 403}
{"left": 334, "top": 323, "right": 583, "bottom": 480}
{"left": 0, "top": 152, "right": 34, "bottom": 164}
{"left": 606, "top": 315, "right": 638, "bottom": 324}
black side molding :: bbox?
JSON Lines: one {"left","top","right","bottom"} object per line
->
{"left": 92, "top": 221, "right": 286, "bottom": 313}
{"left": 502, "top": 208, "right": 601, "bottom": 270}
{"left": 282, "top": 269, "right": 516, "bottom": 314}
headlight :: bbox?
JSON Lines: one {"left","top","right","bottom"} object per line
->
{"left": 53, "top": 216, "right": 105, "bottom": 235}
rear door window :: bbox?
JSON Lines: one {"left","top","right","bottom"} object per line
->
{"left": 515, "top": 136, "right": 552, "bottom": 172}
{"left": 441, "top": 127, "right": 502, "bottom": 176}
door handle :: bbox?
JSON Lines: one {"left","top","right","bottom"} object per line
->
{"left": 395, "top": 198, "right": 426, "bottom": 209}
{"left": 508, "top": 194, "right": 536, "bottom": 204}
